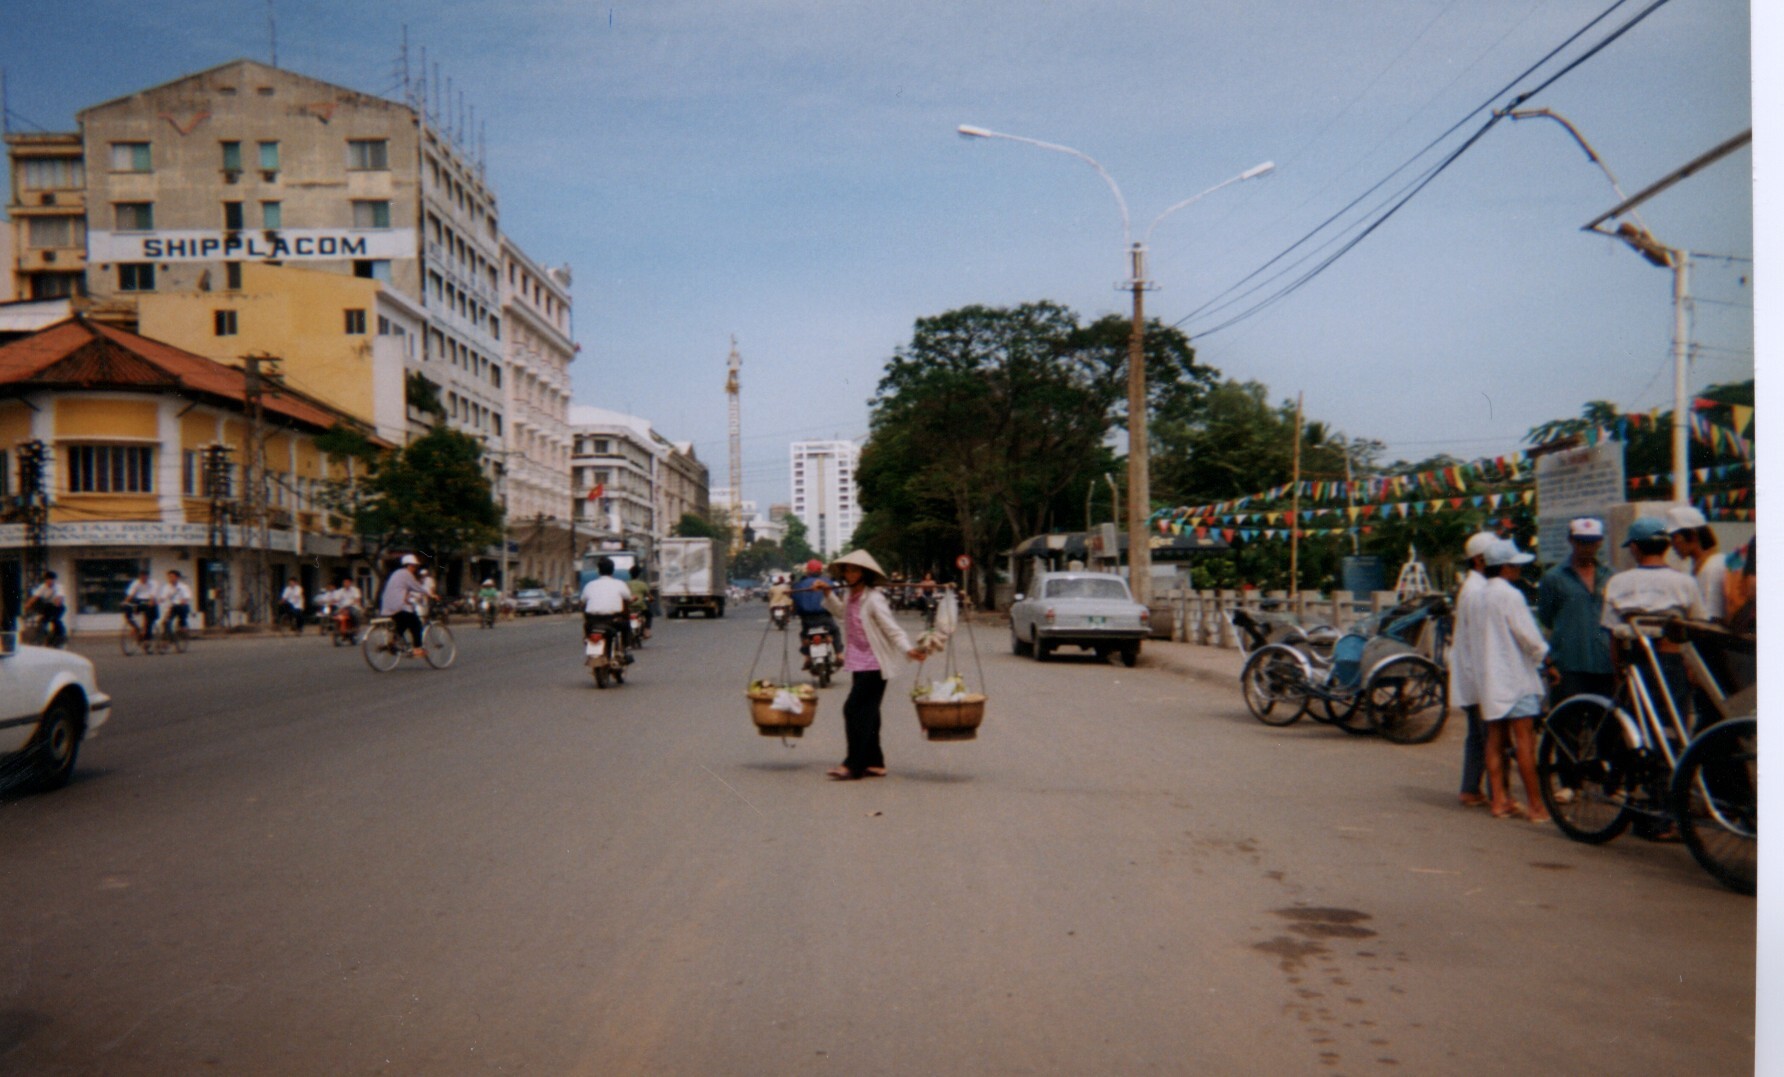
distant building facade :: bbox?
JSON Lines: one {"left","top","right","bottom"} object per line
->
{"left": 499, "top": 238, "right": 574, "bottom": 590}
{"left": 790, "top": 439, "right": 859, "bottom": 557}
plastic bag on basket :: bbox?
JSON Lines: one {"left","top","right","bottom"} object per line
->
{"left": 925, "top": 679, "right": 965, "bottom": 703}
{"left": 771, "top": 689, "right": 804, "bottom": 714}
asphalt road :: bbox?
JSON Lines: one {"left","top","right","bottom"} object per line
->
{"left": 0, "top": 608, "right": 1756, "bottom": 1075}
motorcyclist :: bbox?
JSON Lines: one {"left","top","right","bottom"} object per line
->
{"left": 580, "top": 556, "right": 635, "bottom": 657}
{"left": 332, "top": 575, "right": 364, "bottom": 631}
{"left": 626, "top": 566, "right": 653, "bottom": 632}
{"left": 477, "top": 578, "right": 501, "bottom": 625}
{"left": 768, "top": 573, "right": 793, "bottom": 626}
{"left": 791, "top": 559, "right": 842, "bottom": 666}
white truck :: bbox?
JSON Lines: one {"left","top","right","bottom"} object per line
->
{"left": 658, "top": 537, "right": 728, "bottom": 618}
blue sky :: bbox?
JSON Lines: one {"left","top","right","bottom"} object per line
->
{"left": 0, "top": 1, "right": 1761, "bottom": 509}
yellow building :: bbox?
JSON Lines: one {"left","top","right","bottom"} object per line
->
{"left": 136, "top": 261, "right": 422, "bottom": 445}
{"left": 0, "top": 316, "right": 376, "bottom": 631}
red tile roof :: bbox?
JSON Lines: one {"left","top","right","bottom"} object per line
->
{"left": 0, "top": 317, "right": 357, "bottom": 433}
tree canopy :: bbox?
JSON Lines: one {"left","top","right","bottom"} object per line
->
{"left": 340, "top": 426, "right": 503, "bottom": 568}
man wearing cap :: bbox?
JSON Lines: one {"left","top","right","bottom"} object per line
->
{"left": 1665, "top": 506, "right": 1726, "bottom": 624}
{"left": 380, "top": 554, "right": 432, "bottom": 658}
{"left": 1449, "top": 531, "right": 1499, "bottom": 808}
{"left": 1473, "top": 538, "right": 1551, "bottom": 822}
{"left": 1603, "top": 517, "right": 1706, "bottom": 731}
{"left": 1535, "top": 518, "right": 1614, "bottom": 704}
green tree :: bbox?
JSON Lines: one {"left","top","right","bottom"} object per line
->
{"left": 780, "top": 515, "right": 817, "bottom": 566}
{"left": 352, "top": 427, "right": 502, "bottom": 570}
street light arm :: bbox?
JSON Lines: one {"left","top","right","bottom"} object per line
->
{"left": 1505, "top": 108, "right": 1646, "bottom": 235}
{"left": 1143, "top": 161, "right": 1275, "bottom": 246}
{"left": 957, "top": 124, "right": 1132, "bottom": 246}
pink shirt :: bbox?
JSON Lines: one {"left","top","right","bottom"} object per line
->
{"left": 843, "top": 591, "right": 879, "bottom": 672}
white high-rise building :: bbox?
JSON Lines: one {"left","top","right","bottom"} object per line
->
{"left": 790, "top": 440, "right": 860, "bottom": 557}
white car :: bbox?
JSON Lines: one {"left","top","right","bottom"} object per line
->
{"left": 1009, "top": 571, "right": 1150, "bottom": 666}
{"left": 0, "top": 631, "right": 112, "bottom": 792}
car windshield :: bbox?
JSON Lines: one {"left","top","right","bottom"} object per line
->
{"left": 518, "top": 590, "right": 545, "bottom": 598}
{"left": 1044, "top": 578, "right": 1129, "bottom": 601}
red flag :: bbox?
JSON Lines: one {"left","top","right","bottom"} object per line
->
{"left": 587, "top": 483, "right": 605, "bottom": 501}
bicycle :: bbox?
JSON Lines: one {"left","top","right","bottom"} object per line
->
{"left": 120, "top": 603, "right": 159, "bottom": 656}
{"left": 154, "top": 614, "right": 192, "bottom": 654}
{"left": 1537, "top": 614, "right": 1757, "bottom": 894}
{"left": 361, "top": 615, "right": 456, "bottom": 672}
{"left": 20, "top": 604, "right": 68, "bottom": 649}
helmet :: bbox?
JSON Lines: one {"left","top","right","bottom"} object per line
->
{"left": 482, "top": 578, "right": 494, "bottom": 586}
{"left": 401, "top": 554, "right": 419, "bottom": 566}
{"left": 805, "top": 559, "right": 824, "bottom": 575}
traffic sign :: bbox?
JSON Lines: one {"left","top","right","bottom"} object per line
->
{"left": 955, "top": 554, "right": 972, "bottom": 571}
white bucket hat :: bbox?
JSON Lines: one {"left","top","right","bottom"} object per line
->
{"left": 1463, "top": 532, "right": 1499, "bottom": 560}
{"left": 1664, "top": 505, "right": 1709, "bottom": 534}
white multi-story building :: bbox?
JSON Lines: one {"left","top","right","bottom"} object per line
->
{"left": 500, "top": 238, "right": 575, "bottom": 589}
{"left": 790, "top": 440, "right": 860, "bottom": 557}
{"left": 570, "top": 405, "right": 661, "bottom": 542}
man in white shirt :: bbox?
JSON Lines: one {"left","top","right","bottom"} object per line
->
{"left": 279, "top": 579, "right": 307, "bottom": 632}
{"left": 1604, "top": 516, "right": 1707, "bottom": 731}
{"left": 123, "top": 568, "right": 161, "bottom": 644}
{"left": 162, "top": 570, "right": 194, "bottom": 634}
{"left": 581, "top": 557, "right": 635, "bottom": 651}
{"left": 1450, "top": 531, "right": 1498, "bottom": 808}
{"left": 332, "top": 576, "right": 364, "bottom": 630}
{"left": 1472, "top": 539, "right": 1551, "bottom": 822}
{"left": 28, "top": 571, "right": 69, "bottom": 646}
{"left": 1665, "top": 506, "right": 1726, "bottom": 624}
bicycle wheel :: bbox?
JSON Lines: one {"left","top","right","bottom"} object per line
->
{"left": 1538, "top": 695, "right": 1635, "bottom": 844}
{"left": 1240, "top": 647, "right": 1308, "bottom": 727}
{"left": 1671, "top": 717, "right": 1757, "bottom": 895}
{"left": 120, "top": 625, "right": 141, "bottom": 656}
{"left": 1332, "top": 690, "right": 1380, "bottom": 735}
{"left": 1313, "top": 693, "right": 1357, "bottom": 725}
{"left": 422, "top": 622, "right": 456, "bottom": 669}
{"left": 1369, "top": 656, "right": 1450, "bottom": 745}
{"left": 361, "top": 623, "right": 402, "bottom": 672}
{"left": 167, "top": 626, "right": 190, "bottom": 654}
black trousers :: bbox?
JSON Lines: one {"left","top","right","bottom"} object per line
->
{"left": 842, "top": 669, "right": 888, "bottom": 775}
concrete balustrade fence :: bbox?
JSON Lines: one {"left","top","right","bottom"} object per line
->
{"left": 1151, "top": 586, "right": 1408, "bottom": 649}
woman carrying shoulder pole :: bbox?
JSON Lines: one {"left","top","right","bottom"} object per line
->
{"left": 816, "top": 550, "right": 926, "bottom": 781}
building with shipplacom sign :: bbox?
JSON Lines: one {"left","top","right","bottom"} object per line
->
{"left": 5, "top": 58, "right": 514, "bottom": 459}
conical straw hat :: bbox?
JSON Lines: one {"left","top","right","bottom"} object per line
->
{"left": 827, "top": 549, "right": 888, "bottom": 585}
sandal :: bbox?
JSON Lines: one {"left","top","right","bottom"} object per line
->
{"left": 1490, "top": 803, "right": 1528, "bottom": 820}
{"left": 864, "top": 766, "right": 887, "bottom": 778}
{"left": 825, "top": 767, "right": 861, "bottom": 781}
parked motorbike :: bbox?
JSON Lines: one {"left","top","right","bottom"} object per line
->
{"left": 770, "top": 604, "right": 791, "bottom": 631}
{"left": 584, "top": 615, "right": 630, "bottom": 689}
{"left": 802, "top": 623, "right": 839, "bottom": 689}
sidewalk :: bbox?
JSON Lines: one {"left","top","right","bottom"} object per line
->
{"left": 1140, "top": 636, "right": 1246, "bottom": 688}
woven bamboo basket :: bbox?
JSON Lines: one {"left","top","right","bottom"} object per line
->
{"left": 914, "top": 694, "right": 987, "bottom": 741}
{"left": 747, "top": 689, "right": 818, "bottom": 738}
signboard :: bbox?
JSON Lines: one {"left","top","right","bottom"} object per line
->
{"left": 88, "top": 228, "right": 417, "bottom": 264}
{"left": 0, "top": 520, "right": 297, "bottom": 552}
{"left": 955, "top": 554, "right": 972, "bottom": 571}
{"left": 1535, "top": 441, "right": 1626, "bottom": 562}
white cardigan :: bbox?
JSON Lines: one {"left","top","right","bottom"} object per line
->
{"left": 823, "top": 586, "right": 916, "bottom": 680}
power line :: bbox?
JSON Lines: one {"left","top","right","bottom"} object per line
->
{"left": 1177, "top": 0, "right": 1675, "bottom": 339}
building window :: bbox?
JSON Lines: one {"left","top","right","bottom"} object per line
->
{"left": 344, "top": 309, "right": 367, "bottom": 335}
{"left": 352, "top": 259, "right": 392, "bottom": 281}
{"left": 258, "top": 141, "right": 280, "bottom": 171}
{"left": 29, "top": 273, "right": 80, "bottom": 299}
{"left": 109, "top": 142, "right": 152, "bottom": 172}
{"left": 118, "top": 263, "right": 156, "bottom": 292}
{"left": 223, "top": 201, "right": 244, "bottom": 230}
{"left": 20, "top": 157, "right": 83, "bottom": 189}
{"left": 214, "top": 309, "right": 238, "bottom": 336}
{"left": 352, "top": 200, "right": 391, "bottom": 229}
{"left": 26, "top": 217, "right": 81, "bottom": 248}
{"left": 225, "top": 262, "right": 243, "bottom": 290}
{"left": 221, "top": 141, "right": 242, "bottom": 172}
{"left": 77, "top": 559, "right": 145, "bottom": 615}
{"left": 261, "top": 201, "right": 282, "bottom": 229}
{"left": 113, "top": 202, "right": 154, "bottom": 231}
{"left": 347, "top": 139, "right": 389, "bottom": 170}
{"left": 65, "top": 444, "right": 154, "bottom": 493}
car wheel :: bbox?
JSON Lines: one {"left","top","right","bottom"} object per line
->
{"left": 1011, "top": 626, "right": 1032, "bottom": 656}
{"left": 1034, "top": 633, "right": 1052, "bottom": 662}
{"left": 1120, "top": 643, "right": 1140, "bottom": 668}
{"left": 30, "top": 693, "right": 84, "bottom": 791}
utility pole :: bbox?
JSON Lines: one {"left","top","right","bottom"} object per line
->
{"left": 15, "top": 440, "right": 49, "bottom": 625}
{"left": 242, "top": 354, "right": 282, "bottom": 626}
{"left": 203, "top": 443, "right": 235, "bottom": 629}
{"left": 1126, "top": 242, "right": 1155, "bottom": 605}
{"left": 1289, "top": 392, "right": 1304, "bottom": 594}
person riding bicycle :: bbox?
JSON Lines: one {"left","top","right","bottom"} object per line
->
{"left": 278, "top": 578, "right": 307, "bottom": 633}
{"left": 123, "top": 568, "right": 161, "bottom": 644}
{"left": 581, "top": 557, "right": 635, "bottom": 656}
{"left": 162, "top": 570, "right": 194, "bottom": 636}
{"left": 27, "top": 571, "right": 68, "bottom": 646}
{"left": 380, "top": 555, "right": 431, "bottom": 658}
{"left": 792, "top": 559, "right": 843, "bottom": 665}
{"left": 330, "top": 575, "right": 364, "bottom": 631}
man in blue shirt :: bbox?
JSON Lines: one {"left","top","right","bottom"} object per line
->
{"left": 791, "top": 559, "right": 843, "bottom": 666}
{"left": 1534, "top": 517, "right": 1614, "bottom": 703}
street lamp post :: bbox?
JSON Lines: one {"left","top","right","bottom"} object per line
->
{"left": 957, "top": 124, "right": 1273, "bottom": 604}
